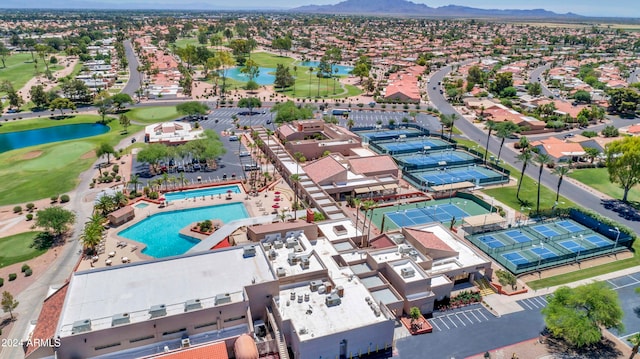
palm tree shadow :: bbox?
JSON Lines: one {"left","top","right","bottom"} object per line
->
{"left": 601, "top": 199, "right": 640, "bottom": 221}
{"left": 634, "top": 305, "right": 640, "bottom": 318}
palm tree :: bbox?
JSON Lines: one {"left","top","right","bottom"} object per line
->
{"left": 346, "top": 118, "right": 355, "bottom": 130}
{"left": 495, "top": 122, "right": 519, "bottom": 165}
{"left": 353, "top": 197, "right": 362, "bottom": 238}
{"left": 516, "top": 149, "right": 534, "bottom": 202}
{"left": 81, "top": 217, "right": 104, "bottom": 253}
{"left": 518, "top": 136, "right": 530, "bottom": 151}
{"left": 128, "top": 174, "right": 140, "bottom": 195}
{"left": 308, "top": 67, "right": 314, "bottom": 98}
{"left": 177, "top": 172, "right": 187, "bottom": 188}
{"left": 362, "top": 199, "right": 377, "bottom": 247}
{"left": 95, "top": 194, "right": 115, "bottom": 216}
{"left": 161, "top": 173, "right": 170, "bottom": 191}
{"left": 113, "top": 191, "right": 128, "bottom": 209}
{"left": 484, "top": 120, "right": 497, "bottom": 164}
{"left": 534, "top": 153, "right": 553, "bottom": 213}
{"left": 628, "top": 332, "right": 640, "bottom": 359}
{"left": 552, "top": 165, "right": 571, "bottom": 202}
{"left": 290, "top": 173, "right": 301, "bottom": 220}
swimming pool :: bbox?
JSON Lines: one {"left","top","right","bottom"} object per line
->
{"left": 118, "top": 202, "right": 248, "bottom": 258}
{"left": 164, "top": 185, "right": 242, "bottom": 202}
{"left": 134, "top": 202, "right": 149, "bottom": 209}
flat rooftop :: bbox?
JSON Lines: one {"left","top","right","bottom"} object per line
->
{"left": 317, "top": 220, "right": 361, "bottom": 242}
{"left": 416, "top": 224, "right": 488, "bottom": 274}
{"left": 58, "top": 247, "right": 276, "bottom": 337}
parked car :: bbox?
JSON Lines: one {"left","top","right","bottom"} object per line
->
{"left": 193, "top": 163, "right": 202, "bottom": 171}
{"left": 239, "top": 151, "right": 250, "bottom": 157}
{"left": 229, "top": 135, "right": 239, "bottom": 141}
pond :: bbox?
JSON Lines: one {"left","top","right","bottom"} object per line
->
{"left": 0, "top": 123, "right": 109, "bottom": 153}
{"left": 226, "top": 67, "right": 276, "bottom": 85}
{"left": 299, "top": 61, "right": 354, "bottom": 76}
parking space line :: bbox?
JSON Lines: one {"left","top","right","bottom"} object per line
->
{"left": 532, "top": 297, "right": 547, "bottom": 307}
{"left": 526, "top": 299, "right": 539, "bottom": 309}
{"left": 619, "top": 331, "right": 640, "bottom": 340}
{"left": 519, "top": 300, "right": 533, "bottom": 310}
{"left": 477, "top": 309, "right": 489, "bottom": 320}
{"left": 462, "top": 312, "right": 475, "bottom": 324}
{"left": 628, "top": 274, "right": 640, "bottom": 283}
{"left": 468, "top": 310, "right": 482, "bottom": 323}
{"left": 438, "top": 317, "right": 450, "bottom": 330}
{"left": 453, "top": 313, "right": 466, "bottom": 327}
{"left": 429, "top": 319, "right": 441, "bottom": 332}
{"left": 607, "top": 280, "right": 619, "bottom": 289}
{"left": 446, "top": 315, "right": 458, "bottom": 328}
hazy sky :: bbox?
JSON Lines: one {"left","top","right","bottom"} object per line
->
{"left": 11, "top": 0, "right": 640, "bottom": 18}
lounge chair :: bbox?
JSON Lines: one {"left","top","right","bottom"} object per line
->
{"left": 130, "top": 246, "right": 138, "bottom": 252}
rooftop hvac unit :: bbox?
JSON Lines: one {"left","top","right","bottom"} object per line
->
{"left": 398, "top": 244, "right": 412, "bottom": 254}
{"left": 409, "top": 250, "right": 419, "bottom": 260}
{"left": 286, "top": 238, "right": 298, "bottom": 248}
{"left": 111, "top": 313, "right": 130, "bottom": 327}
{"left": 215, "top": 293, "right": 232, "bottom": 305}
{"left": 294, "top": 244, "right": 304, "bottom": 253}
{"left": 401, "top": 267, "right": 416, "bottom": 278}
{"left": 326, "top": 293, "right": 342, "bottom": 307}
{"left": 72, "top": 319, "right": 92, "bottom": 334}
{"left": 184, "top": 299, "right": 202, "bottom": 312}
{"left": 181, "top": 338, "right": 191, "bottom": 348}
{"left": 149, "top": 304, "right": 167, "bottom": 318}
{"left": 274, "top": 240, "right": 284, "bottom": 249}
{"left": 389, "top": 234, "right": 405, "bottom": 244}
{"left": 263, "top": 242, "right": 272, "bottom": 250}
{"left": 300, "top": 255, "right": 310, "bottom": 269}
{"left": 310, "top": 280, "right": 322, "bottom": 291}
{"left": 276, "top": 267, "right": 287, "bottom": 277}
{"left": 269, "top": 249, "right": 277, "bottom": 260}
{"left": 243, "top": 246, "right": 257, "bottom": 258}
{"left": 287, "top": 253, "right": 299, "bottom": 265}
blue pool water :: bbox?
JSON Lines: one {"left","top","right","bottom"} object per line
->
{"left": 118, "top": 202, "right": 248, "bottom": 258}
{"left": 299, "top": 61, "right": 354, "bottom": 76}
{"left": 0, "top": 123, "right": 109, "bottom": 153}
{"left": 134, "top": 202, "right": 149, "bottom": 209}
{"left": 226, "top": 67, "right": 276, "bottom": 85}
{"left": 164, "top": 185, "right": 241, "bottom": 202}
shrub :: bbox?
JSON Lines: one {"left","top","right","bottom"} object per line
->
{"left": 60, "top": 194, "right": 70, "bottom": 203}
{"left": 26, "top": 203, "right": 35, "bottom": 211}
{"left": 31, "top": 232, "right": 55, "bottom": 250}
{"left": 0, "top": 278, "right": 3, "bottom": 287}
{"left": 581, "top": 130, "right": 598, "bottom": 138}
{"left": 148, "top": 191, "right": 160, "bottom": 200}
{"left": 8, "top": 273, "right": 17, "bottom": 281}
{"left": 21, "top": 264, "right": 30, "bottom": 273}
{"left": 50, "top": 194, "right": 59, "bottom": 202}
{"left": 112, "top": 164, "right": 119, "bottom": 173}
{"left": 116, "top": 175, "right": 122, "bottom": 182}
{"left": 26, "top": 213, "right": 33, "bottom": 221}
{"left": 13, "top": 205, "right": 22, "bottom": 213}
{"left": 25, "top": 269, "right": 33, "bottom": 277}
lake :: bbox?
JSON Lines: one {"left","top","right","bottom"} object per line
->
{"left": 0, "top": 123, "right": 110, "bottom": 153}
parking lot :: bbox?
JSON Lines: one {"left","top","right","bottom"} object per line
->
{"left": 428, "top": 306, "right": 492, "bottom": 332}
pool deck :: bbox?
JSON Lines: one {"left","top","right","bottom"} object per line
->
{"left": 76, "top": 186, "right": 292, "bottom": 271}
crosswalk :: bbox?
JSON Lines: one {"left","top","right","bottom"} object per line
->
{"left": 428, "top": 306, "right": 491, "bottom": 332}
{"left": 516, "top": 295, "right": 549, "bottom": 311}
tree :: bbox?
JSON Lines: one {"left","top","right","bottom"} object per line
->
{"left": 81, "top": 214, "right": 104, "bottom": 253}
{"left": 36, "top": 206, "right": 76, "bottom": 238}
{"left": 176, "top": 101, "right": 209, "bottom": 116}
{"left": 136, "top": 143, "right": 169, "bottom": 172}
{"left": 274, "top": 64, "right": 294, "bottom": 89}
{"left": 94, "top": 91, "right": 112, "bottom": 123}
{"left": 495, "top": 269, "right": 517, "bottom": 290}
{"left": 290, "top": 174, "right": 301, "bottom": 220}
{"left": 484, "top": 120, "right": 497, "bottom": 164}
{"left": 238, "top": 97, "right": 261, "bottom": 117}
{"left": 409, "top": 306, "right": 421, "bottom": 328}
{"left": 362, "top": 199, "right": 376, "bottom": 246}
{"left": 128, "top": 174, "right": 140, "bottom": 194}
{"left": 527, "top": 82, "right": 542, "bottom": 96}
{"left": 363, "top": 77, "right": 375, "bottom": 95}
{"left": 542, "top": 282, "right": 623, "bottom": 348}
{"left": 553, "top": 166, "right": 571, "bottom": 202}
{"left": 629, "top": 332, "right": 640, "bottom": 359}
{"left": 214, "top": 51, "right": 236, "bottom": 96}
{"left": 49, "top": 97, "right": 76, "bottom": 116}
{"left": 606, "top": 88, "right": 640, "bottom": 116}
{"left": 491, "top": 72, "right": 513, "bottom": 95}
{"left": 584, "top": 147, "right": 600, "bottom": 163}
{"left": 0, "top": 42, "right": 9, "bottom": 68}
{"left": 466, "top": 65, "right": 483, "bottom": 87}
{"left": 1, "top": 81, "right": 23, "bottom": 109}
{"left": 119, "top": 114, "right": 131, "bottom": 133}
{"left": 439, "top": 113, "right": 458, "bottom": 141}
{"left": 30, "top": 84, "right": 49, "bottom": 109}
{"left": 1, "top": 291, "right": 18, "bottom": 320}
{"left": 495, "top": 122, "right": 520, "bottom": 164}
{"left": 516, "top": 149, "right": 533, "bottom": 202}
{"left": 96, "top": 143, "right": 116, "bottom": 164}
{"left": 272, "top": 101, "right": 315, "bottom": 123}
{"left": 352, "top": 198, "right": 362, "bottom": 238}
{"left": 241, "top": 58, "right": 260, "bottom": 83}
{"left": 573, "top": 90, "right": 592, "bottom": 103}
{"left": 271, "top": 36, "right": 292, "bottom": 55}
{"left": 111, "top": 93, "right": 133, "bottom": 111}
{"left": 534, "top": 153, "right": 553, "bottom": 213}
{"left": 605, "top": 136, "right": 640, "bottom": 202}
{"left": 601, "top": 125, "right": 619, "bottom": 138}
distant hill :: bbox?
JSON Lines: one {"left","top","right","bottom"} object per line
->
{"left": 292, "top": 0, "right": 583, "bottom": 18}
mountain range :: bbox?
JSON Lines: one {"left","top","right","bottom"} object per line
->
{"left": 291, "top": 0, "right": 583, "bottom": 18}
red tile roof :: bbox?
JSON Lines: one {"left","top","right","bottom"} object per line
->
{"left": 150, "top": 341, "right": 228, "bottom": 359}
{"left": 369, "top": 234, "right": 396, "bottom": 249}
{"left": 304, "top": 156, "right": 346, "bottom": 185}
{"left": 404, "top": 228, "right": 454, "bottom": 252}
{"left": 348, "top": 155, "right": 398, "bottom": 175}
{"left": 25, "top": 283, "right": 69, "bottom": 357}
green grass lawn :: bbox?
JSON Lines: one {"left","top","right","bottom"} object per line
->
{"left": 279, "top": 75, "right": 362, "bottom": 99}
{"left": 0, "top": 53, "right": 61, "bottom": 93}
{"left": 568, "top": 167, "right": 640, "bottom": 203}
{"left": 173, "top": 37, "right": 201, "bottom": 48}
{"left": 0, "top": 115, "right": 142, "bottom": 205}
{"left": 250, "top": 52, "right": 296, "bottom": 68}
{"left": 125, "top": 106, "right": 181, "bottom": 124}
{"left": 0, "top": 232, "right": 46, "bottom": 269}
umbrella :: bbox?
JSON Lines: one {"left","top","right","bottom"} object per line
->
{"left": 274, "top": 197, "right": 281, "bottom": 202}
{"left": 158, "top": 197, "right": 165, "bottom": 201}
{"left": 272, "top": 204, "right": 280, "bottom": 209}
{"left": 275, "top": 191, "right": 281, "bottom": 195}
{"left": 227, "top": 189, "right": 233, "bottom": 193}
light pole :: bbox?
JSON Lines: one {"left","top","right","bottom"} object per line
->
{"left": 609, "top": 227, "right": 621, "bottom": 254}
{"left": 534, "top": 243, "right": 544, "bottom": 277}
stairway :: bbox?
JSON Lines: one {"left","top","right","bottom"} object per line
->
{"left": 475, "top": 277, "right": 497, "bottom": 296}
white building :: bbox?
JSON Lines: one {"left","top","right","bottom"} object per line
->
{"left": 144, "top": 122, "right": 204, "bottom": 145}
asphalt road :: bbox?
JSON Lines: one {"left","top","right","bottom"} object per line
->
{"left": 529, "top": 64, "right": 554, "bottom": 97}
{"left": 121, "top": 39, "right": 141, "bottom": 97}
{"left": 426, "top": 64, "right": 640, "bottom": 233}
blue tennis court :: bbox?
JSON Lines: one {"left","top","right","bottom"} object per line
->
{"left": 556, "top": 220, "right": 583, "bottom": 233}
{"left": 478, "top": 235, "right": 505, "bottom": 248}
{"left": 397, "top": 150, "right": 477, "bottom": 168}
{"left": 360, "top": 129, "right": 422, "bottom": 140}
{"left": 416, "top": 166, "right": 504, "bottom": 186}
{"left": 504, "top": 230, "right": 534, "bottom": 244}
{"left": 558, "top": 240, "right": 588, "bottom": 253}
{"left": 531, "top": 225, "right": 560, "bottom": 238}
{"left": 384, "top": 203, "right": 470, "bottom": 227}
{"left": 530, "top": 246, "right": 558, "bottom": 259}
{"left": 381, "top": 139, "right": 449, "bottom": 153}
{"left": 503, "top": 252, "right": 528, "bottom": 266}
{"left": 585, "top": 235, "right": 612, "bottom": 248}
